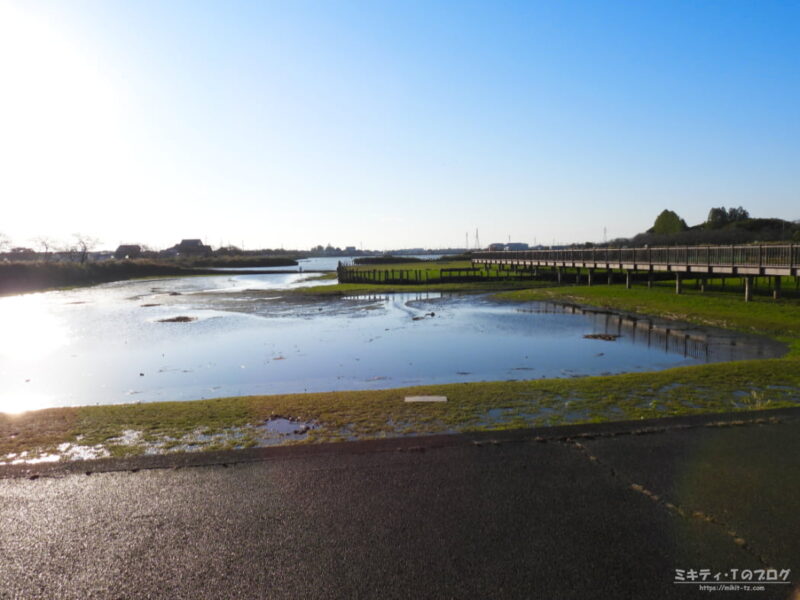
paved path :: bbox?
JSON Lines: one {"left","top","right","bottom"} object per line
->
{"left": 2, "top": 409, "right": 799, "bottom": 599}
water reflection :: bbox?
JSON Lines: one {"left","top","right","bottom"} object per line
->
{"left": 518, "top": 303, "right": 771, "bottom": 363}
{"left": 0, "top": 278, "right": 786, "bottom": 413}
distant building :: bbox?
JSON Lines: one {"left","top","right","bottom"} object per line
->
{"left": 344, "top": 246, "right": 357, "bottom": 253}
{"left": 505, "top": 243, "right": 529, "bottom": 251}
{"left": 162, "top": 239, "right": 213, "bottom": 257}
{"left": 115, "top": 244, "right": 142, "bottom": 260}
{"left": 488, "top": 242, "right": 529, "bottom": 251}
{"left": 10, "top": 247, "right": 36, "bottom": 257}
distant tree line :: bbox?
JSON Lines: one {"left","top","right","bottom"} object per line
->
{"left": 580, "top": 206, "right": 800, "bottom": 248}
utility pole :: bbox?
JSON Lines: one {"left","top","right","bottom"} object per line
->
{"left": 466, "top": 232, "right": 469, "bottom": 250}
{"left": 475, "top": 228, "right": 480, "bottom": 250}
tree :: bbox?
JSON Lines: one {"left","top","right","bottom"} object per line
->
{"left": 727, "top": 206, "right": 749, "bottom": 222}
{"left": 72, "top": 233, "right": 100, "bottom": 264}
{"left": 33, "top": 236, "right": 57, "bottom": 261}
{"left": 706, "top": 207, "right": 728, "bottom": 229}
{"left": 0, "top": 232, "right": 10, "bottom": 254}
{"left": 707, "top": 206, "right": 749, "bottom": 229}
{"left": 652, "top": 210, "right": 688, "bottom": 235}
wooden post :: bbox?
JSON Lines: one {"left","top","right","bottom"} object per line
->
{"left": 557, "top": 267, "right": 562, "bottom": 284}
{"left": 647, "top": 273, "right": 653, "bottom": 289}
{"left": 700, "top": 278, "right": 706, "bottom": 293}
{"left": 587, "top": 269, "right": 593, "bottom": 286}
{"left": 625, "top": 270, "right": 631, "bottom": 289}
{"left": 675, "top": 272, "right": 682, "bottom": 295}
{"left": 607, "top": 270, "right": 613, "bottom": 285}
{"left": 773, "top": 276, "right": 781, "bottom": 300}
{"left": 745, "top": 276, "right": 753, "bottom": 302}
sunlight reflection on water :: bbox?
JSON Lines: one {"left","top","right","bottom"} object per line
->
{"left": 0, "top": 272, "right": 785, "bottom": 415}
{"left": 0, "top": 294, "right": 70, "bottom": 360}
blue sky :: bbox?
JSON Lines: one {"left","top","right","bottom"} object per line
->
{"left": 1, "top": 0, "right": 798, "bottom": 250}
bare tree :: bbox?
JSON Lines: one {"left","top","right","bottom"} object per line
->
{"left": 33, "top": 236, "right": 57, "bottom": 261}
{"left": 0, "top": 232, "right": 10, "bottom": 254}
{"left": 72, "top": 233, "right": 100, "bottom": 264}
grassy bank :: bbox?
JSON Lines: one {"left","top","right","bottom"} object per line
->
{"left": 0, "top": 257, "right": 297, "bottom": 296}
{"left": 174, "top": 256, "right": 297, "bottom": 268}
{"left": 300, "top": 260, "right": 553, "bottom": 295}
{"left": 2, "top": 356, "right": 798, "bottom": 460}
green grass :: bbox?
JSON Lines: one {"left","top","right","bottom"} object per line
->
{"left": 3, "top": 355, "right": 798, "bottom": 459}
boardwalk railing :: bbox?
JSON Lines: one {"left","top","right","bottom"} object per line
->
{"left": 336, "top": 265, "right": 538, "bottom": 284}
{"left": 472, "top": 244, "right": 799, "bottom": 276}
{"left": 472, "top": 244, "right": 799, "bottom": 300}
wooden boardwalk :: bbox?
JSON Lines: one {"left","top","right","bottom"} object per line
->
{"left": 472, "top": 244, "right": 800, "bottom": 300}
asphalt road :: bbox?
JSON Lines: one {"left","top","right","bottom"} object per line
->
{"left": 2, "top": 409, "right": 799, "bottom": 599}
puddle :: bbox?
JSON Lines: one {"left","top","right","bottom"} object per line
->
{"left": 261, "top": 417, "right": 315, "bottom": 436}
{"left": 0, "top": 284, "right": 788, "bottom": 413}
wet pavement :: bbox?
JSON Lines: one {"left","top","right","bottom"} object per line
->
{"left": 1, "top": 408, "right": 799, "bottom": 599}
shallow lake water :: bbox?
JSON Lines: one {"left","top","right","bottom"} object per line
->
{"left": 0, "top": 271, "right": 785, "bottom": 413}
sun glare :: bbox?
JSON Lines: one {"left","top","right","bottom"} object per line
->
{"left": 0, "top": 2, "right": 129, "bottom": 227}
{"left": 0, "top": 295, "right": 70, "bottom": 360}
{"left": 0, "top": 388, "right": 54, "bottom": 415}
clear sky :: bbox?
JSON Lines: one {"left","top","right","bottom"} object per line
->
{"left": 1, "top": 0, "right": 798, "bottom": 251}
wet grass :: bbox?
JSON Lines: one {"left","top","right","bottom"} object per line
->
{"left": 3, "top": 355, "right": 799, "bottom": 459}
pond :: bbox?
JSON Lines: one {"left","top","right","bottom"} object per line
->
{"left": 0, "top": 272, "right": 785, "bottom": 413}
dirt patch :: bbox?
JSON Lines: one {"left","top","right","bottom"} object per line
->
{"left": 157, "top": 316, "right": 196, "bottom": 323}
